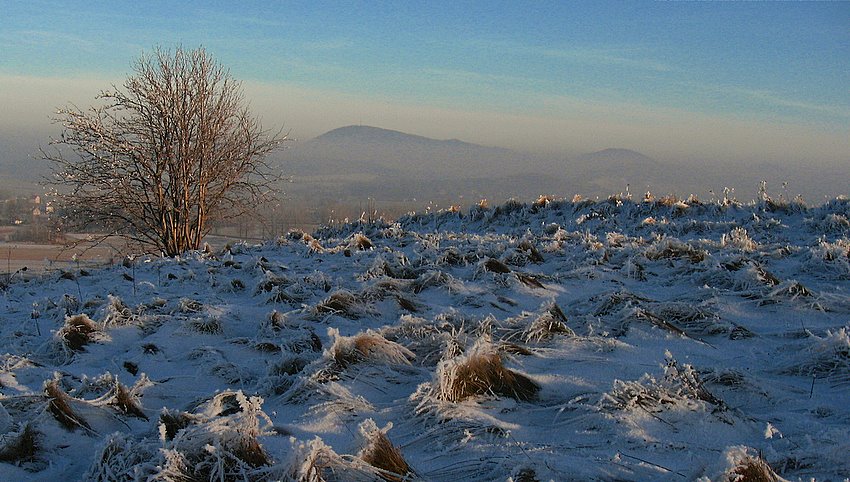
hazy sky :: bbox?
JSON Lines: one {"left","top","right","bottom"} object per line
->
{"left": 1, "top": 0, "right": 848, "bottom": 164}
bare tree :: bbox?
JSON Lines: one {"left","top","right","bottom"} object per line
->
{"left": 44, "top": 46, "right": 285, "bottom": 256}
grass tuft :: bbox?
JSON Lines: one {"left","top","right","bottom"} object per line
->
{"left": 44, "top": 379, "right": 91, "bottom": 431}
{"left": 517, "top": 240, "right": 544, "bottom": 263}
{"left": 315, "top": 290, "right": 374, "bottom": 319}
{"left": 158, "top": 409, "right": 198, "bottom": 441}
{"left": 58, "top": 314, "right": 100, "bottom": 352}
{"left": 0, "top": 422, "right": 39, "bottom": 463}
{"left": 358, "top": 419, "right": 414, "bottom": 482}
{"left": 524, "top": 303, "right": 574, "bottom": 343}
{"left": 185, "top": 315, "right": 223, "bottom": 334}
{"left": 109, "top": 381, "right": 148, "bottom": 420}
{"left": 331, "top": 330, "right": 415, "bottom": 369}
{"left": 720, "top": 446, "right": 785, "bottom": 482}
{"left": 438, "top": 346, "right": 539, "bottom": 402}
{"left": 351, "top": 233, "right": 375, "bottom": 250}
{"left": 484, "top": 258, "right": 511, "bottom": 274}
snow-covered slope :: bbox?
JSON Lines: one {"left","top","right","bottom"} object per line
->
{"left": 1, "top": 195, "right": 849, "bottom": 481}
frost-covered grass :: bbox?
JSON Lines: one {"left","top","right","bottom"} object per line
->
{"left": 1, "top": 196, "right": 849, "bottom": 480}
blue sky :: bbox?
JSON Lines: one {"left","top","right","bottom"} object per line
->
{"left": 1, "top": 0, "right": 848, "bottom": 161}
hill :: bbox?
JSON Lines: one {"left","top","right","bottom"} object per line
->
{"left": 282, "top": 125, "right": 528, "bottom": 179}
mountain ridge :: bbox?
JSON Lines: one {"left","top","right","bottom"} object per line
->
{"left": 281, "top": 125, "right": 528, "bottom": 179}
{"left": 313, "top": 125, "right": 499, "bottom": 152}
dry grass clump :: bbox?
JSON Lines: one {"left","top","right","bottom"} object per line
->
{"left": 653, "top": 302, "right": 743, "bottom": 338}
{"left": 750, "top": 264, "right": 781, "bottom": 287}
{"left": 532, "top": 194, "right": 557, "bottom": 209}
{"left": 229, "top": 278, "right": 246, "bottom": 291}
{"left": 498, "top": 342, "right": 533, "bottom": 356}
{"left": 721, "top": 227, "right": 760, "bottom": 253}
{"left": 159, "top": 409, "right": 199, "bottom": 441}
{"left": 513, "top": 468, "right": 540, "bottom": 482}
{"left": 100, "top": 294, "right": 134, "bottom": 327}
{"left": 592, "top": 290, "right": 652, "bottom": 318}
{"left": 331, "top": 329, "right": 415, "bottom": 369}
{"left": 272, "top": 355, "right": 310, "bottom": 377}
{"left": 653, "top": 193, "right": 681, "bottom": 208}
{"left": 483, "top": 258, "right": 512, "bottom": 274}
{"left": 410, "top": 270, "right": 454, "bottom": 294}
{"left": 262, "top": 354, "right": 311, "bottom": 395}
{"left": 492, "top": 198, "right": 525, "bottom": 218}
{"left": 645, "top": 239, "right": 706, "bottom": 263}
{"left": 152, "top": 391, "right": 275, "bottom": 481}
{"left": 84, "top": 432, "right": 158, "bottom": 482}
{"left": 524, "top": 303, "right": 574, "bottom": 342}
{"left": 436, "top": 246, "right": 468, "bottom": 266}
{"left": 185, "top": 315, "right": 223, "bottom": 334}
{"left": 288, "top": 331, "right": 324, "bottom": 355}
{"left": 515, "top": 273, "right": 546, "bottom": 289}
{"left": 350, "top": 232, "right": 375, "bottom": 250}
{"left": 717, "top": 446, "right": 786, "bottom": 482}
{"left": 178, "top": 297, "right": 204, "bottom": 313}
{"left": 256, "top": 271, "right": 308, "bottom": 304}
{"left": 256, "top": 271, "right": 294, "bottom": 294}
{"left": 108, "top": 381, "right": 148, "bottom": 420}
{"left": 57, "top": 313, "right": 101, "bottom": 352}
{"left": 517, "top": 240, "right": 544, "bottom": 263}
{"left": 357, "top": 419, "right": 415, "bottom": 482}
{"left": 44, "top": 379, "right": 91, "bottom": 431}
{"left": 379, "top": 315, "right": 456, "bottom": 366}
{"left": 438, "top": 345, "right": 539, "bottom": 402}
{"left": 0, "top": 422, "right": 39, "bottom": 464}
{"left": 602, "top": 353, "right": 725, "bottom": 413}
{"left": 364, "top": 255, "right": 418, "bottom": 280}
{"left": 315, "top": 290, "right": 374, "bottom": 319}
{"left": 728, "top": 457, "right": 783, "bottom": 482}
{"left": 395, "top": 294, "right": 424, "bottom": 313}
{"left": 783, "top": 327, "right": 849, "bottom": 378}
{"left": 291, "top": 437, "right": 380, "bottom": 482}
{"left": 267, "top": 310, "right": 287, "bottom": 330}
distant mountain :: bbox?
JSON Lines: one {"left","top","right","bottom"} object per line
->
{"left": 565, "top": 148, "right": 664, "bottom": 194}
{"left": 274, "top": 125, "right": 848, "bottom": 210}
{"left": 577, "top": 148, "right": 658, "bottom": 167}
{"left": 281, "top": 125, "right": 529, "bottom": 179}
{"left": 276, "top": 125, "right": 685, "bottom": 205}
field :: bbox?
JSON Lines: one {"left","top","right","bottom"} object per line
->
{"left": 0, "top": 242, "right": 117, "bottom": 276}
{"left": 0, "top": 195, "right": 848, "bottom": 480}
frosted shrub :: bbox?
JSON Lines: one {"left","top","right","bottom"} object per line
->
{"left": 150, "top": 391, "right": 277, "bottom": 481}
{"left": 721, "top": 227, "right": 759, "bottom": 252}
{"left": 84, "top": 432, "right": 158, "bottom": 481}
{"left": 290, "top": 436, "right": 380, "bottom": 482}
{"left": 602, "top": 353, "right": 724, "bottom": 412}
{"left": 100, "top": 294, "right": 134, "bottom": 327}
{"left": 524, "top": 303, "right": 574, "bottom": 342}
{"left": 784, "top": 327, "right": 850, "bottom": 378}
{"left": 801, "top": 238, "right": 850, "bottom": 280}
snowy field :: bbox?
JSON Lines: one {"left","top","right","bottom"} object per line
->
{"left": 1, "top": 195, "right": 849, "bottom": 481}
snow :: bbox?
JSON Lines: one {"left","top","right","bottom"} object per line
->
{"left": 1, "top": 195, "right": 849, "bottom": 480}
